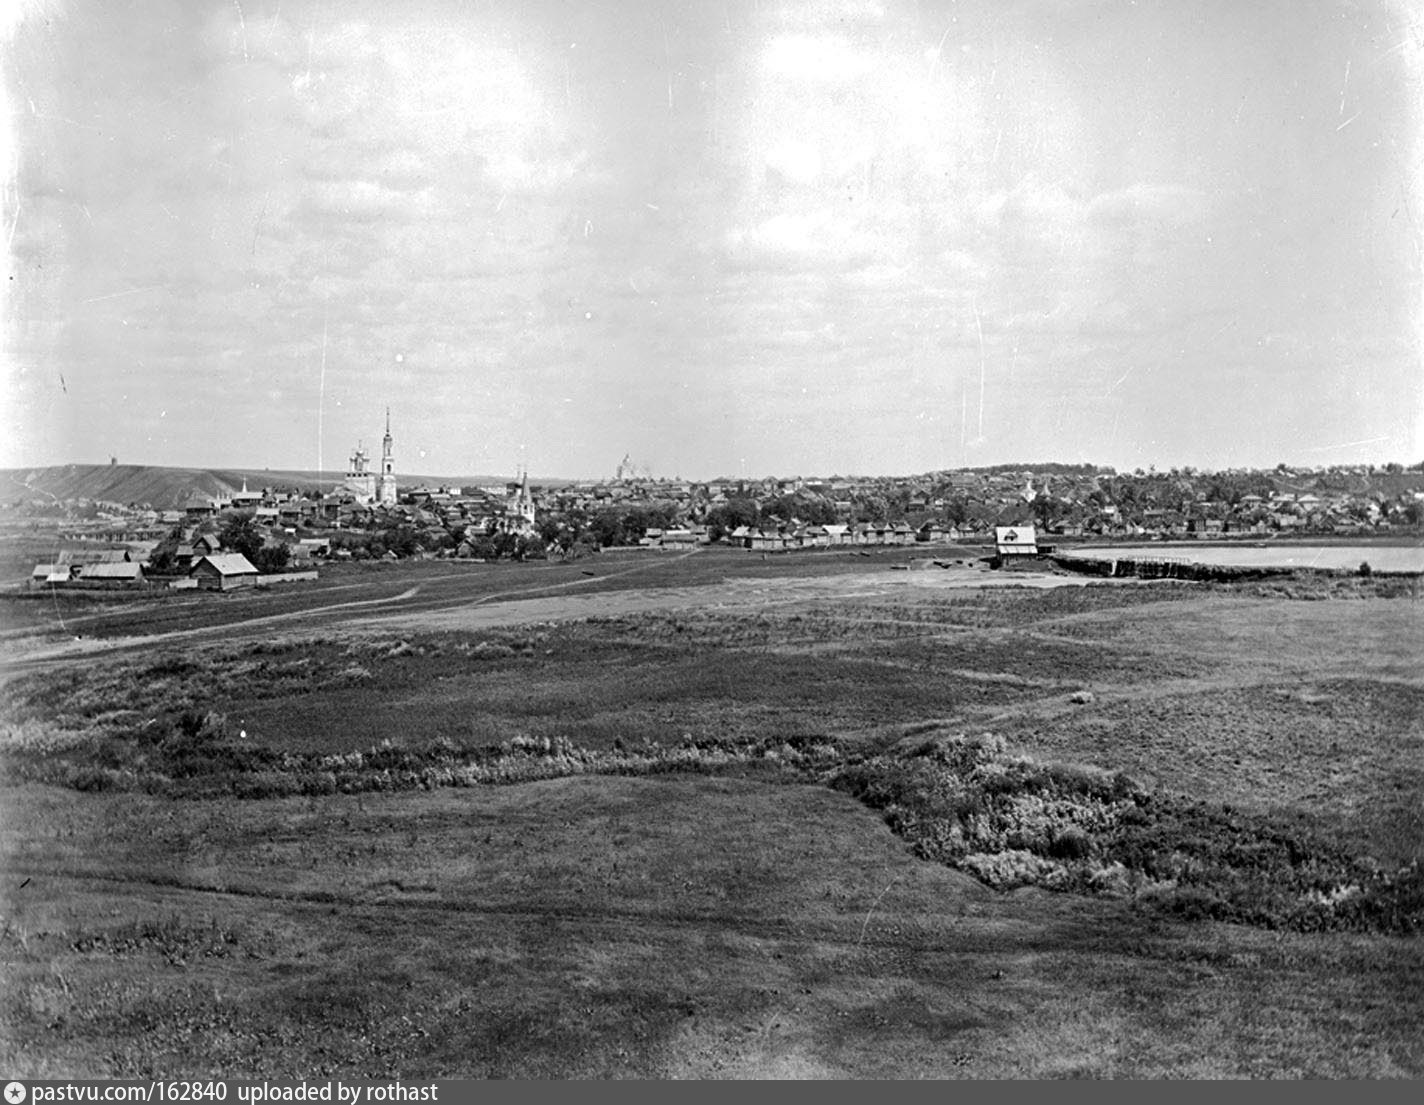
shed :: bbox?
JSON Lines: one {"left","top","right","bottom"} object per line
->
{"left": 30, "top": 563, "right": 71, "bottom": 586}
{"left": 192, "top": 533, "right": 224, "bottom": 555}
{"left": 190, "top": 553, "right": 259, "bottom": 590}
{"left": 182, "top": 496, "right": 219, "bottom": 518}
{"left": 77, "top": 562, "right": 145, "bottom": 585}
{"left": 994, "top": 525, "right": 1039, "bottom": 557}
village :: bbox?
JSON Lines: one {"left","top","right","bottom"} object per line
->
{"left": 11, "top": 415, "right": 1424, "bottom": 591}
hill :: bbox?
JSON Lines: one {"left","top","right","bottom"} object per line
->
{"left": 0, "top": 465, "right": 517, "bottom": 510}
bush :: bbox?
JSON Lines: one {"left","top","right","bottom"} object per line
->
{"left": 961, "top": 849, "right": 1062, "bottom": 889}
{"left": 1049, "top": 827, "right": 1092, "bottom": 860}
{"left": 67, "top": 765, "right": 120, "bottom": 792}
{"left": 1145, "top": 885, "right": 1227, "bottom": 922}
{"left": 233, "top": 771, "right": 302, "bottom": 799}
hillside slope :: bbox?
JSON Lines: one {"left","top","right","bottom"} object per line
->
{"left": 0, "top": 465, "right": 522, "bottom": 510}
{"left": 0, "top": 465, "right": 324, "bottom": 510}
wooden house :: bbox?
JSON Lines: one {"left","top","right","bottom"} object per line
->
{"left": 189, "top": 553, "right": 259, "bottom": 591}
{"left": 994, "top": 525, "right": 1039, "bottom": 558}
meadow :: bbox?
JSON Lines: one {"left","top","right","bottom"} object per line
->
{"left": 1, "top": 556, "right": 1421, "bottom": 1077}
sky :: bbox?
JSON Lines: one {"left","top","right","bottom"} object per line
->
{"left": 2, "top": 0, "right": 1422, "bottom": 479}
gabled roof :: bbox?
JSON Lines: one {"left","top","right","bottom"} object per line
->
{"left": 78, "top": 562, "right": 144, "bottom": 580}
{"left": 190, "top": 553, "right": 258, "bottom": 576}
{"left": 57, "top": 549, "right": 129, "bottom": 565}
{"left": 994, "top": 525, "right": 1039, "bottom": 549}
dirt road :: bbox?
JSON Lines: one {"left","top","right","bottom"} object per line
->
{"left": 3, "top": 560, "right": 1109, "bottom": 669}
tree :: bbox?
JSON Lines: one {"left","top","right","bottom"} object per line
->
{"left": 253, "top": 545, "right": 291, "bottom": 574}
{"left": 376, "top": 522, "right": 421, "bottom": 558}
{"left": 707, "top": 497, "right": 759, "bottom": 533}
{"left": 761, "top": 493, "right": 836, "bottom": 526}
{"left": 854, "top": 493, "right": 890, "bottom": 523}
{"left": 588, "top": 509, "right": 629, "bottom": 548}
{"left": 620, "top": 504, "right": 675, "bottom": 542}
{"left": 218, "top": 513, "right": 264, "bottom": 561}
{"left": 538, "top": 517, "right": 568, "bottom": 550}
{"left": 1031, "top": 493, "right": 1067, "bottom": 531}
{"left": 147, "top": 525, "right": 186, "bottom": 574}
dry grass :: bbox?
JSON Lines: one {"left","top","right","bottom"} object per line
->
{"left": 2, "top": 778, "right": 1421, "bottom": 1079}
{"left": 2, "top": 568, "right": 1422, "bottom": 1076}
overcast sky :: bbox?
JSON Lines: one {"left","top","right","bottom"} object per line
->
{"left": 3, "top": 0, "right": 1421, "bottom": 479}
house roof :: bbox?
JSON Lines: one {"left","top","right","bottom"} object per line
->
{"left": 57, "top": 549, "right": 129, "bottom": 565}
{"left": 78, "top": 562, "right": 144, "bottom": 580}
{"left": 994, "top": 525, "right": 1039, "bottom": 549}
{"left": 190, "top": 553, "right": 259, "bottom": 576}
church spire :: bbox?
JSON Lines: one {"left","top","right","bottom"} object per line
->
{"left": 376, "top": 407, "right": 397, "bottom": 505}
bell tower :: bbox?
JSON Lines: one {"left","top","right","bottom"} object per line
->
{"left": 376, "top": 408, "right": 397, "bottom": 505}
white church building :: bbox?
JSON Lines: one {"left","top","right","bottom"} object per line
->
{"left": 343, "top": 410, "right": 398, "bottom": 505}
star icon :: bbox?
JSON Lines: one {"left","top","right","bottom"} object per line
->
{"left": 5, "top": 1082, "right": 27, "bottom": 1104}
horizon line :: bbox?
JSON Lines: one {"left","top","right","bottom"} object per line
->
{"left": 4, "top": 457, "right": 1423, "bottom": 486}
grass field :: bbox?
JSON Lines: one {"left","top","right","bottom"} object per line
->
{"left": 1, "top": 554, "right": 1421, "bottom": 1077}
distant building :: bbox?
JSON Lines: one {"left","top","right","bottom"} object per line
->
{"left": 499, "top": 470, "right": 537, "bottom": 537}
{"left": 182, "top": 495, "right": 220, "bottom": 519}
{"left": 344, "top": 410, "right": 398, "bottom": 505}
{"left": 30, "top": 564, "right": 70, "bottom": 587}
{"left": 191, "top": 533, "right": 223, "bottom": 557}
{"left": 77, "top": 562, "right": 145, "bottom": 586}
{"left": 344, "top": 443, "right": 376, "bottom": 502}
{"left": 994, "top": 525, "right": 1039, "bottom": 557}
{"left": 230, "top": 480, "right": 262, "bottom": 510}
{"left": 190, "top": 553, "right": 260, "bottom": 591}
{"left": 376, "top": 408, "right": 397, "bottom": 506}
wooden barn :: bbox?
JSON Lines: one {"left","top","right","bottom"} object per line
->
{"left": 189, "top": 553, "right": 259, "bottom": 591}
{"left": 75, "top": 562, "right": 146, "bottom": 588}
{"left": 994, "top": 525, "right": 1040, "bottom": 558}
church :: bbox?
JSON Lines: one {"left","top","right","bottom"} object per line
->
{"left": 343, "top": 410, "right": 398, "bottom": 505}
{"left": 498, "top": 470, "right": 537, "bottom": 536}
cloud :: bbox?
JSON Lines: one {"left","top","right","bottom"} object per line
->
{"left": 202, "top": 7, "right": 587, "bottom": 199}
{"left": 765, "top": 1, "right": 887, "bottom": 29}
{"left": 975, "top": 175, "right": 1085, "bottom": 234}
{"left": 763, "top": 34, "right": 874, "bottom": 83}
{"left": 304, "top": 142, "right": 433, "bottom": 193}
{"left": 1087, "top": 183, "right": 1208, "bottom": 227}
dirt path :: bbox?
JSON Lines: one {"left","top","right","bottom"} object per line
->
{"left": 2, "top": 551, "right": 705, "bottom": 667}
{"left": 353, "top": 566, "right": 1107, "bottom": 634}
{"left": 2, "top": 561, "right": 1111, "bottom": 669}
